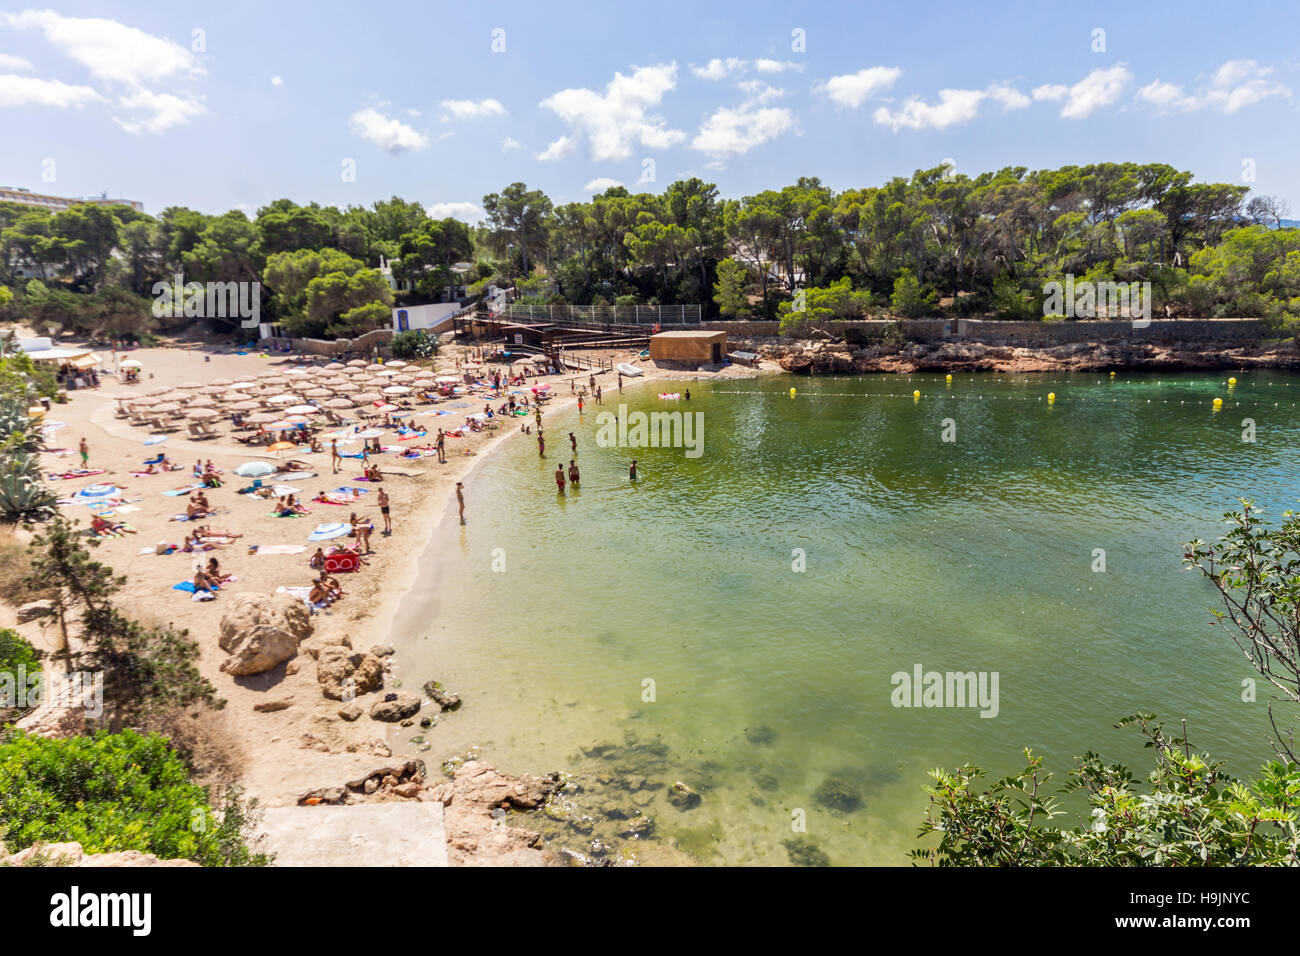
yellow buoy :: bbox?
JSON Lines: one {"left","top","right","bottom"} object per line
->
{"left": 1212, "top": 397, "right": 1223, "bottom": 408}
{"left": 1109, "top": 371, "right": 1116, "bottom": 377}
{"left": 1228, "top": 376, "right": 1238, "bottom": 386}
{"left": 913, "top": 390, "right": 921, "bottom": 399}
{"left": 789, "top": 387, "right": 796, "bottom": 398}
{"left": 945, "top": 373, "right": 953, "bottom": 383}
{"left": 1047, "top": 392, "right": 1056, "bottom": 402}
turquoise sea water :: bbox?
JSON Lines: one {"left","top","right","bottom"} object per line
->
{"left": 394, "top": 370, "right": 1300, "bottom": 865}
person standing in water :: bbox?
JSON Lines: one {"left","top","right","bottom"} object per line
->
{"left": 456, "top": 482, "right": 466, "bottom": 524}
{"left": 569, "top": 432, "right": 577, "bottom": 453}
{"left": 618, "top": 372, "right": 623, "bottom": 393}
{"left": 537, "top": 431, "right": 545, "bottom": 457}
{"left": 577, "top": 394, "right": 584, "bottom": 414}
{"left": 629, "top": 459, "right": 638, "bottom": 480}
{"left": 555, "top": 464, "right": 566, "bottom": 493}
{"left": 595, "top": 385, "right": 602, "bottom": 405}
{"left": 684, "top": 388, "right": 690, "bottom": 400}
{"left": 568, "top": 459, "right": 580, "bottom": 485}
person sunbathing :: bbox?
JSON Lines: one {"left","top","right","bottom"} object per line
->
{"left": 193, "top": 567, "right": 219, "bottom": 596}
{"left": 285, "top": 494, "right": 310, "bottom": 515}
{"left": 186, "top": 499, "right": 212, "bottom": 520}
{"left": 308, "top": 579, "right": 334, "bottom": 607}
{"left": 276, "top": 459, "right": 310, "bottom": 473}
{"left": 91, "top": 514, "right": 133, "bottom": 536}
{"left": 206, "top": 557, "right": 233, "bottom": 585}
{"left": 273, "top": 496, "right": 296, "bottom": 517}
{"left": 309, "top": 547, "right": 326, "bottom": 569}
{"left": 195, "top": 524, "right": 242, "bottom": 540}
{"left": 319, "top": 573, "right": 344, "bottom": 601}
{"left": 365, "top": 464, "right": 383, "bottom": 481}
{"left": 309, "top": 437, "right": 323, "bottom": 453}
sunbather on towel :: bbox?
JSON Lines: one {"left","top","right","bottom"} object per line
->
{"left": 91, "top": 514, "right": 135, "bottom": 536}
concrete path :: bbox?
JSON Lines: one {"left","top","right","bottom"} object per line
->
{"left": 258, "top": 803, "right": 448, "bottom": 866}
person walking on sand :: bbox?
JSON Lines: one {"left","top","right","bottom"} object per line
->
{"left": 568, "top": 459, "right": 580, "bottom": 485}
{"left": 629, "top": 459, "right": 638, "bottom": 481}
{"left": 436, "top": 428, "right": 446, "bottom": 464}
{"left": 569, "top": 431, "right": 577, "bottom": 453}
{"left": 456, "top": 481, "right": 466, "bottom": 524}
{"left": 555, "top": 464, "right": 566, "bottom": 493}
{"left": 377, "top": 486, "right": 391, "bottom": 535}
{"left": 330, "top": 440, "right": 341, "bottom": 474}
{"left": 78, "top": 437, "right": 89, "bottom": 469}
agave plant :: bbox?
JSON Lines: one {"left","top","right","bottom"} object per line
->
{"left": 0, "top": 469, "right": 57, "bottom": 523}
{"left": 0, "top": 393, "right": 44, "bottom": 455}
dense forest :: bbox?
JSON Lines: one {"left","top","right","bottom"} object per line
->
{"left": 1, "top": 161, "right": 1297, "bottom": 341}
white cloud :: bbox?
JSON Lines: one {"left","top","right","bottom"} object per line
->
{"left": 0, "top": 72, "right": 102, "bottom": 108}
{"left": 1033, "top": 65, "right": 1131, "bottom": 119}
{"left": 535, "top": 135, "right": 574, "bottom": 161}
{"left": 440, "top": 97, "right": 507, "bottom": 120}
{"left": 692, "top": 57, "right": 746, "bottom": 80}
{"left": 1138, "top": 59, "right": 1290, "bottom": 114}
{"left": 737, "top": 79, "right": 784, "bottom": 105}
{"left": 874, "top": 88, "right": 987, "bottom": 131}
{"left": 584, "top": 177, "right": 623, "bottom": 192}
{"left": 539, "top": 63, "right": 686, "bottom": 161}
{"left": 692, "top": 103, "right": 794, "bottom": 157}
{"left": 113, "top": 88, "right": 205, "bottom": 133}
{"left": 2, "top": 9, "right": 203, "bottom": 87}
{"left": 426, "top": 201, "right": 485, "bottom": 223}
{"left": 821, "top": 66, "right": 901, "bottom": 108}
{"left": 270, "top": 75, "right": 283, "bottom": 87}
{"left": 349, "top": 106, "right": 429, "bottom": 152}
{"left": 873, "top": 82, "right": 1028, "bottom": 132}
{"left": 500, "top": 136, "right": 522, "bottom": 151}
{"left": 754, "top": 58, "right": 803, "bottom": 74}
{"left": 0, "top": 53, "right": 32, "bottom": 71}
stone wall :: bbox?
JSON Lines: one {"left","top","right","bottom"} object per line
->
{"left": 703, "top": 318, "right": 1267, "bottom": 347}
{"left": 291, "top": 327, "right": 395, "bottom": 356}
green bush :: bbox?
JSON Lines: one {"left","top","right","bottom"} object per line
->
{"left": 0, "top": 729, "right": 269, "bottom": 866}
{"left": 390, "top": 329, "right": 436, "bottom": 359}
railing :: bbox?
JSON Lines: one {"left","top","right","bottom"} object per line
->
{"left": 508, "top": 303, "right": 701, "bottom": 326}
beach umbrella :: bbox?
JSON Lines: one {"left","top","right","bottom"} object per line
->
{"left": 383, "top": 385, "right": 411, "bottom": 395}
{"left": 230, "top": 381, "right": 257, "bottom": 390}
{"left": 186, "top": 408, "right": 220, "bottom": 420}
{"left": 282, "top": 416, "right": 311, "bottom": 425}
{"left": 346, "top": 359, "right": 367, "bottom": 367}
{"left": 264, "top": 420, "right": 298, "bottom": 430}
{"left": 150, "top": 402, "right": 182, "bottom": 414}
{"left": 376, "top": 403, "right": 399, "bottom": 413}
{"left": 199, "top": 383, "right": 228, "bottom": 395}
{"left": 120, "top": 359, "right": 144, "bottom": 369}
{"left": 145, "top": 385, "right": 172, "bottom": 396}
{"left": 235, "top": 461, "right": 275, "bottom": 477}
{"left": 354, "top": 429, "right": 384, "bottom": 439}
{"left": 385, "top": 360, "right": 408, "bottom": 368}
{"left": 76, "top": 484, "right": 118, "bottom": 498}
{"left": 435, "top": 375, "right": 459, "bottom": 384}
{"left": 375, "top": 368, "right": 401, "bottom": 377}
{"left": 308, "top": 522, "right": 351, "bottom": 541}
{"left": 266, "top": 393, "right": 298, "bottom": 405}
{"left": 246, "top": 412, "right": 281, "bottom": 424}
{"left": 324, "top": 362, "right": 346, "bottom": 370}
{"left": 257, "top": 370, "right": 283, "bottom": 379}
{"left": 176, "top": 381, "right": 203, "bottom": 390}
{"left": 187, "top": 395, "right": 216, "bottom": 407}
{"left": 354, "top": 391, "right": 382, "bottom": 402}
{"left": 221, "top": 391, "right": 252, "bottom": 402}
{"left": 285, "top": 404, "right": 320, "bottom": 415}
{"left": 229, "top": 400, "right": 259, "bottom": 411}
{"left": 285, "top": 368, "right": 312, "bottom": 376}
{"left": 143, "top": 435, "right": 168, "bottom": 446}
{"left": 323, "top": 398, "right": 354, "bottom": 409}
{"left": 365, "top": 363, "right": 386, "bottom": 371}
{"left": 267, "top": 440, "right": 298, "bottom": 456}
{"left": 209, "top": 378, "right": 234, "bottom": 386}
{"left": 302, "top": 388, "right": 331, "bottom": 398}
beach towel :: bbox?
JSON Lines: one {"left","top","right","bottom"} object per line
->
{"left": 51, "top": 469, "right": 107, "bottom": 480}
{"left": 250, "top": 544, "right": 307, "bottom": 555}
{"left": 164, "top": 484, "right": 204, "bottom": 496}
{"left": 269, "top": 510, "right": 307, "bottom": 518}
{"left": 173, "top": 581, "right": 219, "bottom": 593}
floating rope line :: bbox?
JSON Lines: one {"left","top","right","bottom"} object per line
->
{"left": 705, "top": 389, "right": 1287, "bottom": 407}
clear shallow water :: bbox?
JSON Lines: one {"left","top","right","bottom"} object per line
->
{"left": 395, "top": 370, "right": 1300, "bottom": 865}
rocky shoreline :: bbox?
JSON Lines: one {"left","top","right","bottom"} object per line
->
{"left": 763, "top": 339, "right": 1300, "bottom": 375}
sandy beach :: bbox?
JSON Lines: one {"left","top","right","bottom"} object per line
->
{"left": 2, "top": 339, "right": 674, "bottom": 821}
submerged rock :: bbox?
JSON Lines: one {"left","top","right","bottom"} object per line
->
{"left": 667, "top": 781, "right": 701, "bottom": 810}
{"left": 783, "top": 837, "right": 830, "bottom": 867}
{"left": 369, "top": 692, "right": 421, "bottom": 722}
{"left": 421, "top": 680, "right": 462, "bottom": 712}
{"left": 813, "top": 776, "right": 863, "bottom": 812}
{"left": 744, "top": 724, "right": 778, "bottom": 746}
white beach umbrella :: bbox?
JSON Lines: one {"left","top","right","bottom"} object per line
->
{"left": 324, "top": 362, "right": 346, "bottom": 370}
{"left": 145, "top": 386, "right": 173, "bottom": 396}
{"left": 186, "top": 396, "right": 217, "bottom": 408}
{"left": 302, "top": 388, "right": 331, "bottom": 398}
{"left": 324, "top": 398, "right": 354, "bottom": 409}
{"left": 266, "top": 393, "right": 298, "bottom": 405}
{"left": 346, "top": 359, "right": 368, "bottom": 367}
{"left": 150, "top": 402, "right": 181, "bottom": 414}
{"left": 186, "top": 407, "right": 220, "bottom": 420}
{"left": 354, "top": 391, "right": 382, "bottom": 402}
{"left": 285, "top": 404, "right": 320, "bottom": 415}
{"left": 365, "top": 363, "right": 386, "bottom": 371}
{"left": 246, "top": 412, "right": 282, "bottom": 424}
{"left": 230, "top": 381, "right": 257, "bottom": 390}
{"left": 209, "top": 377, "right": 234, "bottom": 386}
{"left": 175, "top": 381, "right": 204, "bottom": 390}
{"left": 229, "top": 400, "right": 259, "bottom": 411}
{"left": 383, "top": 385, "right": 411, "bottom": 395}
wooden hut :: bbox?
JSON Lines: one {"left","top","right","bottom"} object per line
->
{"left": 649, "top": 330, "right": 727, "bottom": 365}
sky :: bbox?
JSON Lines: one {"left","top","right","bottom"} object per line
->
{"left": 1, "top": 0, "right": 1297, "bottom": 220}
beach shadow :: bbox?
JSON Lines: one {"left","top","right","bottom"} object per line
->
{"left": 232, "top": 658, "right": 291, "bottom": 691}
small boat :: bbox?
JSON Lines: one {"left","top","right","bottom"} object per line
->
{"left": 617, "top": 363, "right": 644, "bottom": 377}
{"left": 639, "top": 348, "right": 650, "bottom": 358}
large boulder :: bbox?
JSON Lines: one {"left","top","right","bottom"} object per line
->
{"left": 218, "top": 594, "right": 313, "bottom": 676}
{"left": 317, "top": 647, "right": 385, "bottom": 701}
